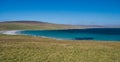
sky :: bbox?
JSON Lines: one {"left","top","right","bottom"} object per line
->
{"left": 0, "top": 0, "right": 120, "bottom": 25}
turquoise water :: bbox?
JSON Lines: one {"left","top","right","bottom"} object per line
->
{"left": 19, "top": 28, "right": 120, "bottom": 41}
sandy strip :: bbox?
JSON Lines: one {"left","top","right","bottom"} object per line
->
{"left": 0, "top": 30, "right": 22, "bottom": 35}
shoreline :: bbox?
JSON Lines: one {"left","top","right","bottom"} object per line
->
{"left": 0, "top": 30, "right": 68, "bottom": 40}
{"left": 0, "top": 30, "right": 22, "bottom": 35}
{"left": 0, "top": 29, "right": 120, "bottom": 42}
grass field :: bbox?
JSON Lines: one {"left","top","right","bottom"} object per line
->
{"left": 0, "top": 22, "right": 85, "bottom": 30}
{"left": 0, "top": 21, "right": 120, "bottom": 62}
{"left": 0, "top": 35, "right": 120, "bottom": 62}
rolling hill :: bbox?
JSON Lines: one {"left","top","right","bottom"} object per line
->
{"left": 0, "top": 21, "right": 101, "bottom": 30}
{"left": 0, "top": 21, "right": 83, "bottom": 30}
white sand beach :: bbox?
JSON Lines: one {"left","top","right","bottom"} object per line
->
{"left": 0, "top": 30, "right": 21, "bottom": 35}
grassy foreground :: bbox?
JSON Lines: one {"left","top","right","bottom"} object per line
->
{"left": 0, "top": 35, "right": 120, "bottom": 62}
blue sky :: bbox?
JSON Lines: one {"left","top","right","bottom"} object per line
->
{"left": 0, "top": 0, "right": 120, "bottom": 25}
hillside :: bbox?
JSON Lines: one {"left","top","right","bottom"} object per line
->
{"left": 0, "top": 21, "right": 106, "bottom": 30}
{"left": 0, "top": 21, "right": 85, "bottom": 30}
{"left": 0, "top": 21, "right": 119, "bottom": 62}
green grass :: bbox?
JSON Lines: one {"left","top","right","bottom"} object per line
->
{"left": 0, "top": 35, "right": 120, "bottom": 62}
{"left": 0, "top": 23, "right": 84, "bottom": 30}
{"left": 0, "top": 22, "right": 119, "bottom": 62}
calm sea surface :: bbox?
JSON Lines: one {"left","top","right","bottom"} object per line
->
{"left": 19, "top": 28, "right": 120, "bottom": 41}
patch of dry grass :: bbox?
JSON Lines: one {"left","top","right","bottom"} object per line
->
{"left": 0, "top": 35, "right": 120, "bottom": 62}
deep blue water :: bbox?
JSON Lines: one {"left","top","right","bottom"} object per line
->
{"left": 19, "top": 28, "right": 120, "bottom": 41}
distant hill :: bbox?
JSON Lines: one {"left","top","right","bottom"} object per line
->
{"left": 0, "top": 21, "right": 108, "bottom": 30}
{"left": 1, "top": 21, "right": 50, "bottom": 24}
{"left": 0, "top": 21, "right": 87, "bottom": 30}
{"left": 104, "top": 25, "right": 120, "bottom": 28}
{"left": 77, "top": 25, "right": 105, "bottom": 28}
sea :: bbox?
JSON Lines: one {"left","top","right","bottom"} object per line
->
{"left": 18, "top": 28, "right": 120, "bottom": 41}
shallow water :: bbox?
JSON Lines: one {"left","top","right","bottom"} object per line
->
{"left": 19, "top": 28, "right": 120, "bottom": 41}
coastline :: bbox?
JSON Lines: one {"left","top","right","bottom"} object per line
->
{"left": 0, "top": 30, "right": 67, "bottom": 40}
{"left": 0, "top": 28, "right": 120, "bottom": 41}
{"left": 0, "top": 30, "right": 22, "bottom": 35}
